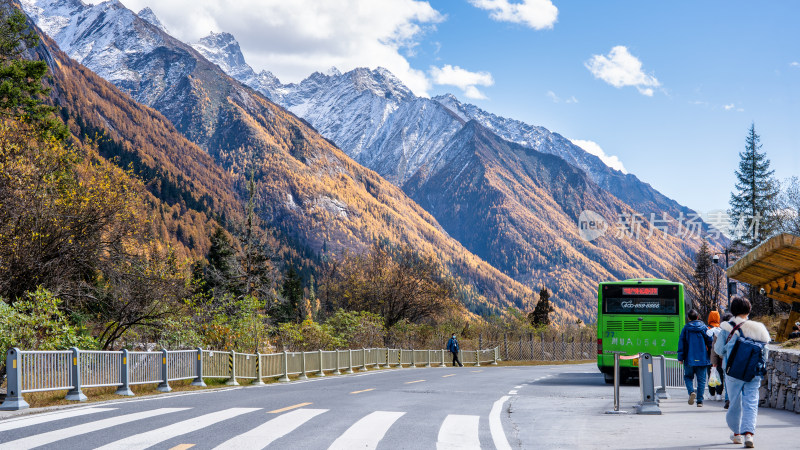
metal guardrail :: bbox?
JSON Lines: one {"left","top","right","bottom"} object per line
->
{"left": 1, "top": 345, "right": 499, "bottom": 411}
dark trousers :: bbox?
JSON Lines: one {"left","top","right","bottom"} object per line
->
{"left": 451, "top": 351, "right": 462, "bottom": 367}
{"left": 708, "top": 365, "right": 725, "bottom": 396}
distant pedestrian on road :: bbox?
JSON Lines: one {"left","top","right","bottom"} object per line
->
{"left": 706, "top": 311, "right": 724, "bottom": 401}
{"left": 677, "top": 309, "right": 712, "bottom": 407}
{"left": 714, "top": 296, "right": 770, "bottom": 448}
{"left": 447, "top": 334, "right": 463, "bottom": 367}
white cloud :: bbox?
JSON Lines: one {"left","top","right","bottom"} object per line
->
{"left": 723, "top": 103, "right": 734, "bottom": 110}
{"left": 93, "top": 0, "right": 444, "bottom": 96}
{"left": 468, "top": 0, "right": 558, "bottom": 30}
{"left": 585, "top": 46, "right": 660, "bottom": 96}
{"left": 430, "top": 64, "right": 494, "bottom": 99}
{"left": 570, "top": 139, "right": 628, "bottom": 174}
{"left": 791, "top": 62, "right": 800, "bottom": 68}
{"left": 546, "top": 90, "right": 577, "bottom": 104}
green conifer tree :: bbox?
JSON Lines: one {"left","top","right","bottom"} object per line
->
{"left": 0, "top": 4, "right": 67, "bottom": 139}
{"left": 729, "top": 124, "right": 780, "bottom": 249}
{"left": 529, "top": 287, "right": 554, "bottom": 326}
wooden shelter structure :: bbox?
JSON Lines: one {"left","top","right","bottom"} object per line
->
{"left": 726, "top": 233, "right": 800, "bottom": 341}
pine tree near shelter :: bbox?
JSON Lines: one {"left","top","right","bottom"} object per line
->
{"left": 729, "top": 124, "right": 780, "bottom": 249}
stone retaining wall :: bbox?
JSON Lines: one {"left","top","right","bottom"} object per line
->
{"left": 760, "top": 346, "right": 800, "bottom": 413}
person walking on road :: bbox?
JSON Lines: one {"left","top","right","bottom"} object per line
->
{"left": 718, "top": 312, "right": 734, "bottom": 409}
{"left": 447, "top": 333, "right": 463, "bottom": 367}
{"left": 678, "top": 309, "right": 712, "bottom": 407}
{"left": 714, "top": 296, "right": 770, "bottom": 448}
{"left": 706, "top": 311, "right": 725, "bottom": 401}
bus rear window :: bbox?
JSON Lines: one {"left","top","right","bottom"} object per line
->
{"left": 602, "top": 285, "right": 679, "bottom": 315}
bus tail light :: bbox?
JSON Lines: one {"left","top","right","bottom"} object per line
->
{"left": 597, "top": 338, "right": 603, "bottom": 355}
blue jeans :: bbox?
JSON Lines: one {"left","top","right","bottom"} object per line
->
{"left": 684, "top": 364, "right": 708, "bottom": 403}
{"left": 726, "top": 375, "right": 761, "bottom": 435}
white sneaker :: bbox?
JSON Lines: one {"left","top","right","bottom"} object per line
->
{"left": 715, "top": 394, "right": 721, "bottom": 401}
{"left": 688, "top": 392, "right": 696, "bottom": 405}
{"left": 730, "top": 434, "right": 743, "bottom": 444}
{"left": 744, "top": 434, "right": 754, "bottom": 448}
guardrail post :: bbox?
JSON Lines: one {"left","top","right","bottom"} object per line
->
{"left": 384, "top": 348, "right": 391, "bottom": 369}
{"left": 424, "top": 350, "right": 431, "bottom": 368}
{"left": 226, "top": 350, "right": 239, "bottom": 386}
{"left": 636, "top": 353, "right": 661, "bottom": 415}
{"left": 299, "top": 351, "right": 309, "bottom": 380}
{"left": 65, "top": 347, "right": 87, "bottom": 401}
{"left": 157, "top": 349, "right": 172, "bottom": 392}
{"left": 316, "top": 349, "right": 326, "bottom": 377}
{"left": 253, "top": 352, "right": 265, "bottom": 385}
{"left": 475, "top": 349, "right": 481, "bottom": 367}
{"left": 192, "top": 348, "right": 206, "bottom": 386}
{"left": 411, "top": 349, "right": 416, "bottom": 368}
{"left": 115, "top": 349, "right": 135, "bottom": 396}
{"left": 398, "top": 349, "right": 403, "bottom": 367}
{"left": 345, "top": 349, "right": 354, "bottom": 374}
{"left": 334, "top": 350, "right": 342, "bottom": 375}
{"left": 655, "top": 355, "right": 669, "bottom": 399}
{"left": 361, "top": 348, "right": 368, "bottom": 371}
{"left": 278, "top": 350, "right": 290, "bottom": 382}
{"left": 0, "top": 348, "right": 29, "bottom": 410}
{"left": 492, "top": 347, "right": 499, "bottom": 365}
{"left": 604, "top": 351, "right": 627, "bottom": 414}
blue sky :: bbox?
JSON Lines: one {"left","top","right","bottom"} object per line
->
{"left": 418, "top": 1, "right": 800, "bottom": 215}
{"left": 109, "top": 0, "right": 800, "bottom": 215}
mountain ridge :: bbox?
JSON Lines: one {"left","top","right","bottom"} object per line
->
{"left": 22, "top": 0, "right": 543, "bottom": 319}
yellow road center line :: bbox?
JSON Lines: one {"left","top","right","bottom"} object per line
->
{"left": 471, "top": 370, "right": 483, "bottom": 373}
{"left": 169, "top": 445, "right": 195, "bottom": 450}
{"left": 350, "top": 388, "right": 375, "bottom": 394}
{"left": 405, "top": 379, "right": 425, "bottom": 384}
{"left": 442, "top": 374, "right": 456, "bottom": 378}
{"left": 269, "top": 402, "right": 313, "bottom": 413}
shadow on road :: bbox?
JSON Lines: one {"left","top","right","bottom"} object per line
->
{"left": 533, "top": 372, "right": 607, "bottom": 387}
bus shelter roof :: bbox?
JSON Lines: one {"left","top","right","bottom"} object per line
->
{"left": 726, "top": 233, "right": 800, "bottom": 304}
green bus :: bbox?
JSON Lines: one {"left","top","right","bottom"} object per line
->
{"left": 596, "top": 278, "right": 688, "bottom": 383}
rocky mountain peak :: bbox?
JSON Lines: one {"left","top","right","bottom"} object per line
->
{"left": 137, "top": 7, "right": 167, "bottom": 33}
{"left": 192, "top": 31, "right": 253, "bottom": 80}
{"left": 347, "top": 66, "right": 414, "bottom": 101}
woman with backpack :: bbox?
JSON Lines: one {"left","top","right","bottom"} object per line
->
{"left": 714, "top": 296, "right": 770, "bottom": 448}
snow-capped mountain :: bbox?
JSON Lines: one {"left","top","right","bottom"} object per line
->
{"left": 21, "top": 0, "right": 720, "bottom": 320}
{"left": 191, "top": 32, "right": 281, "bottom": 96}
{"left": 137, "top": 7, "right": 167, "bottom": 33}
{"left": 192, "top": 30, "right": 697, "bottom": 225}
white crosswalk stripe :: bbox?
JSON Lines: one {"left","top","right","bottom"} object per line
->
{"left": 327, "top": 411, "right": 405, "bottom": 450}
{"left": 213, "top": 408, "right": 328, "bottom": 449}
{"left": 94, "top": 407, "right": 261, "bottom": 450}
{"left": 436, "top": 414, "right": 480, "bottom": 450}
{"left": 0, "top": 407, "right": 116, "bottom": 433}
{"left": 0, "top": 408, "right": 187, "bottom": 449}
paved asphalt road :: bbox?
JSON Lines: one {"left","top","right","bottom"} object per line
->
{"left": 1, "top": 363, "right": 799, "bottom": 449}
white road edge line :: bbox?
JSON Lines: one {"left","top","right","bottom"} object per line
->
{"left": 490, "top": 395, "right": 511, "bottom": 450}
{"left": 508, "top": 390, "right": 517, "bottom": 395}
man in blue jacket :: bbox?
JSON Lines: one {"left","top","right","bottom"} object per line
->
{"left": 447, "top": 334, "right": 463, "bottom": 367}
{"left": 677, "top": 309, "right": 713, "bottom": 407}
